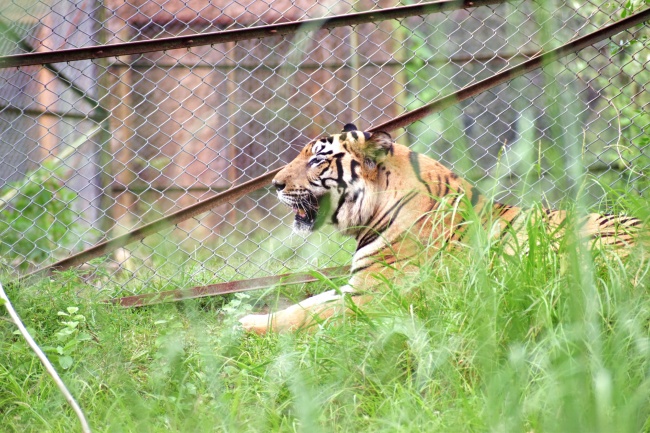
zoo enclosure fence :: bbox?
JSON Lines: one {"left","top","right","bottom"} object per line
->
{"left": 0, "top": 0, "right": 648, "bottom": 296}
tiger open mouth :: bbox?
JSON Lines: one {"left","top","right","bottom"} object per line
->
{"left": 290, "top": 194, "right": 320, "bottom": 232}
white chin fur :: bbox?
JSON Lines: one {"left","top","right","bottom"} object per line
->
{"left": 292, "top": 221, "right": 313, "bottom": 237}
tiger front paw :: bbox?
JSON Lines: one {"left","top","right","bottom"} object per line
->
{"left": 239, "top": 313, "right": 272, "bottom": 335}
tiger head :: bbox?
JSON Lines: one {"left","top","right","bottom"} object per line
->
{"left": 273, "top": 124, "right": 394, "bottom": 235}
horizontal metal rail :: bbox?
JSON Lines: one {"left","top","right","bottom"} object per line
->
{"left": 106, "top": 266, "right": 349, "bottom": 307}
{"left": 20, "top": 6, "right": 650, "bottom": 282}
{"left": 0, "top": 0, "right": 502, "bottom": 69}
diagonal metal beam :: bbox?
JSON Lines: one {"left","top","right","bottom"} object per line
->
{"left": 0, "top": 0, "right": 503, "bottom": 69}
{"left": 372, "top": 8, "right": 650, "bottom": 133}
{"left": 105, "top": 266, "right": 349, "bottom": 307}
{"left": 20, "top": 6, "right": 650, "bottom": 282}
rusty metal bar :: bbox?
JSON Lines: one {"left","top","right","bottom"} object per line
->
{"left": 0, "top": 0, "right": 503, "bottom": 69}
{"left": 21, "top": 6, "right": 650, "bottom": 282}
{"left": 106, "top": 266, "right": 349, "bottom": 308}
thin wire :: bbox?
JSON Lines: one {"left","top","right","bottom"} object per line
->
{"left": 0, "top": 281, "right": 92, "bottom": 433}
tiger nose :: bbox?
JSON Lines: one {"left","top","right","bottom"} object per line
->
{"left": 272, "top": 179, "right": 285, "bottom": 191}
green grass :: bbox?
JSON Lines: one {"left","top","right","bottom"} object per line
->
{"left": 1, "top": 200, "right": 650, "bottom": 433}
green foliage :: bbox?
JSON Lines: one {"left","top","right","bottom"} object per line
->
{"left": 40, "top": 306, "right": 93, "bottom": 370}
{"left": 0, "top": 167, "right": 78, "bottom": 269}
{"left": 619, "top": 0, "right": 650, "bottom": 17}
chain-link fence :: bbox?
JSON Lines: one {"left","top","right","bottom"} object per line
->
{"left": 0, "top": 0, "right": 648, "bottom": 296}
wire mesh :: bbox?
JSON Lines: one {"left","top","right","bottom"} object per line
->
{"left": 0, "top": 0, "right": 648, "bottom": 296}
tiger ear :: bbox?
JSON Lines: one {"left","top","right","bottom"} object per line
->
{"left": 357, "top": 131, "right": 393, "bottom": 163}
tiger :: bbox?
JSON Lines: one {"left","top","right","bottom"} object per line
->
{"left": 239, "top": 123, "right": 644, "bottom": 334}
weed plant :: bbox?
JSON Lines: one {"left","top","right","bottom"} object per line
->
{"left": 1, "top": 190, "right": 650, "bottom": 433}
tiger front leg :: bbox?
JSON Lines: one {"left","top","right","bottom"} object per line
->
{"left": 238, "top": 285, "right": 371, "bottom": 334}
